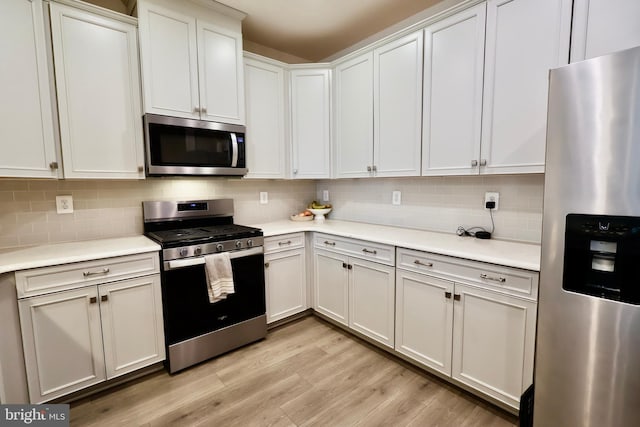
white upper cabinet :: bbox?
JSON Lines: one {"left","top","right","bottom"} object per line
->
{"left": 0, "top": 0, "right": 59, "bottom": 178}
{"left": 422, "top": 4, "right": 486, "bottom": 176}
{"left": 290, "top": 67, "right": 331, "bottom": 179}
{"left": 334, "top": 52, "right": 374, "bottom": 178}
{"left": 571, "top": 0, "right": 640, "bottom": 62}
{"left": 480, "top": 0, "right": 572, "bottom": 174}
{"left": 244, "top": 55, "right": 287, "bottom": 179}
{"left": 373, "top": 31, "right": 423, "bottom": 177}
{"left": 49, "top": 2, "right": 145, "bottom": 179}
{"left": 138, "top": 0, "right": 245, "bottom": 124}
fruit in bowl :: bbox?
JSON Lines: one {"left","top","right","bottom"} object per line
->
{"left": 290, "top": 209, "right": 313, "bottom": 221}
{"left": 307, "top": 201, "right": 332, "bottom": 222}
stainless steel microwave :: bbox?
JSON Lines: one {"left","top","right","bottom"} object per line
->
{"left": 143, "top": 114, "right": 247, "bottom": 176}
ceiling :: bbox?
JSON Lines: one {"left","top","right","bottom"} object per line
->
{"left": 212, "top": 0, "right": 446, "bottom": 62}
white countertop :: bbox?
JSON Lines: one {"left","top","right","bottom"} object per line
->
{"left": 251, "top": 219, "right": 541, "bottom": 271}
{"left": 0, "top": 236, "right": 161, "bottom": 274}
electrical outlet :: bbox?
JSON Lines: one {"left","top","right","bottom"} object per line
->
{"left": 484, "top": 192, "right": 499, "bottom": 210}
{"left": 392, "top": 191, "right": 402, "bottom": 205}
{"left": 322, "top": 190, "right": 329, "bottom": 202}
{"left": 259, "top": 192, "right": 268, "bottom": 204}
{"left": 56, "top": 195, "right": 74, "bottom": 214}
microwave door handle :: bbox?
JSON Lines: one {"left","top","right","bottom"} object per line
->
{"left": 230, "top": 133, "right": 238, "bottom": 167}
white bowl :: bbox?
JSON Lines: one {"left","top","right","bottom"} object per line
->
{"left": 307, "top": 208, "right": 332, "bottom": 222}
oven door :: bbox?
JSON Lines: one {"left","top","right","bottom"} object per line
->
{"left": 161, "top": 247, "right": 265, "bottom": 346}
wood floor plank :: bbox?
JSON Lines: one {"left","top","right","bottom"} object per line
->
{"left": 69, "top": 316, "right": 517, "bottom": 427}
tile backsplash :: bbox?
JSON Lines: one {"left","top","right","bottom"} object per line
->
{"left": 0, "top": 174, "right": 544, "bottom": 250}
{"left": 316, "top": 175, "right": 544, "bottom": 243}
{"left": 0, "top": 178, "right": 315, "bottom": 250}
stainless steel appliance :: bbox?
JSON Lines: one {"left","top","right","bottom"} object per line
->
{"left": 143, "top": 114, "right": 247, "bottom": 176}
{"left": 534, "top": 46, "right": 640, "bottom": 426}
{"left": 143, "top": 199, "right": 266, "bottom": 373}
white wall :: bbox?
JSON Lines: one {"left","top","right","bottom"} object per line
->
{"left": 316, "top": 175, "right": 544, "bottom": 243}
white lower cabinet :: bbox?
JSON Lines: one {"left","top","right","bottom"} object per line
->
{"left": 264, "top": 233, "right": 307, "bottom": 324}
{"left": 314, "top": 235, "right": 395, "bottom": 348}
{"left": 18, "top": 255, "right": 164, "bottom": 403}
{"left": 395, "top": 247, "right": 538, "bottom": 409}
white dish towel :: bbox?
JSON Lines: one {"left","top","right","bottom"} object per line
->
{"left": 204, "top": 252, "right": 234, "bottom": 303}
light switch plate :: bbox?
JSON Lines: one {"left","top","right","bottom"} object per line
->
{"left": 322, "top": 190, "right": 329, "bottom": 202}
{"left": 392, "top": 191, "right": 401, "bottom": 205}
{"left": 56, "top": 195, "right": 74, "bottom": 214}
{"left": 259, "top": 192, "right": 268, "bottom": 204}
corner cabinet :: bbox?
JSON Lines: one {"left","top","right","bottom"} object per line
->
{"left": 570, "top": 0, "right": 640, "bottom": 62}
{"left": 290, "top": 67, "right": 331, "bottom": 179}
{"left": 137, "top": 0, "right": 245, "bottom": 124}
{"left": 264, "top": 233, "right": 307, "bottom": 323}
{"left": 395, "top": 247, "right": 538, "bottom": 410}
{"left": 0, "top": 0, "right": 59, "bottom": 179}
{"left": 480, "top": 0, "right": 572, "bottom": 174}
{"left": 244, "top": 54, "right": 288, "bottom": 179}
{"left": 17, "top": 253, "right": 164, "bottom": 403}
{"left": 314, "top": 234, "right": 395, "bottom": 348}
{"left": 49, "top": 2, "right": 145, "bottom": 179}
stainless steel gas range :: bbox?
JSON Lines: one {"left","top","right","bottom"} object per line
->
{"left": 143, "top": 199, "right": 266, "bottom": 373}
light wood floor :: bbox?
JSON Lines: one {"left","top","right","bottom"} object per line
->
{"left": 70, "top": 316, "right": 518, "bottom": 426}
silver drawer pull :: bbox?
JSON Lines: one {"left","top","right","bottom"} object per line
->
{"left": 324, "top": 241, "right": 336, "bottom": 246}
{"left": 362, "top": 248, "right": 377, "bottom": 255}
{"left": 480, "top": 273, "right": 506, "bottom": 283}
{"left": 278, "top": 240, "right": 292, "bottom": 246}
{"left": 414, "top": 260, "right": 433, "bottom": 267}
{"left": 83, "top": 268, "right": 110, "bottom": 277}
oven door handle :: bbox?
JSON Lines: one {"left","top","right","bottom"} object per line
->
{"left": 165, "top": 247, "right": 264, "bottom": 270}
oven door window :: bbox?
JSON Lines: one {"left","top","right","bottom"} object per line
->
{"left": 148, "top": 123, "right": 233, "bottom": 167}
{"left": 162, "top": 253, "right": 266, "bottom": 345}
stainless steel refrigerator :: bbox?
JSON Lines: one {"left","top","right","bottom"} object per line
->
{"left": 534, "top": 45, "right": 640, "bottom": 426}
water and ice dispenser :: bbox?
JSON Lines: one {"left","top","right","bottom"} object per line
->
{"left": 563, "top": 214, "right": 640, "bottom": 304}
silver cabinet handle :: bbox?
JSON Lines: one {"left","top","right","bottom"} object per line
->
{"left": 445, "top": 291, "right": 452, "bottom": 299}
{"left": 49, "top": 162, "right": 59, "bottom": 170}
{"left": 471, "top": 160, "right": 478, "bottom": 167}
{"left": 324, "top": 241, "right": 336, "bottom": 246}
{"left": 362, "top": 248, "right": 377, "bottom": 255}
{"left": 367, "top": 166, "right": 372, "bottom": 172}
{"left": 201, "top": 106, "right": 207, "bottom": 114}
{"left": 480, "top": 159, "right": 487, "bottom": 166}
{"left": 293, "top": 169, "right": 298, "bottom": 174}
{"left": 83, "top": 268, "right": 109, "bottom": 277}
{"left": 101, "top": 295, "right": 108, "bottom": 302}
{"left": 372, "top": 165, "right": 377, "bottom": 172}
{"left": 194, "top": 106, "right": 201, "bottom": 113}
{"left": 414, "top": 260, "right": 433, "bottom": 267}
{"left": 342, "top": 262, "right": 347, "bottom": 269}
{"left": 264, "top": 262, "right": 270, "bottom": 268}
{"left": 138, "top": 165, "right": 144, "bottom": 172}
{"left": 454, "top": 294, "right": 461, "bottom": 301}
{"left": 480, "top": 273, "right": 506, "bottom": 283}
{"left": 278, "top": 240, "right": 292, "bottom": 246}
{"left": 89, "top": 296, "right": 97, "bottom": 304}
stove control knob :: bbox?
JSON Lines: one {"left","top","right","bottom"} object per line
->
{"left": 194, "top": 247, "right": 202, "bottom": 256}
{"left": 247, "top": 239, "right": 253, "bottom": 247}
{"left": 179, "top": 248, "right": 188, "bottom": 257}
{"left": 216, "top": 244, "right": 224, "bottom": 252}
{"left": 235, "top": 240, "right": 243, "bottom": 249}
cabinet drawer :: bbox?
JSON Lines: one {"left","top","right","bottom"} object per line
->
{"left": 16, "top": 252, "right": 160, "bottom": 298}
{"left": 397, "top": 247, "right": 538, "bottom": 300}
{"left": 314, "top": 233, "right": 394, "bottom": 266}
{"left": 264, "top": 233, "right": 305, "bottom": 253}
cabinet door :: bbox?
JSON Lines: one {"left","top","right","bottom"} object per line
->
{"left": 49, "top": 3, "right": 145, "bottom": 179}
{"left": 290, "top": 68, "right": 331, "bottom": 179}
{"left": 334, "top": 53, "right": 374, "bottom": 178}
{"left": 244, "top": 57, "right": 287, "bottom": 178}
{"left": 138, "top": 2, "right": 199, "bottom": 119}
{"left": 313, "top": 249, "right": 349, "bottom": 325}
{"left": 197, "top": 20, "right": 245, "bottom": 125}
{"left": 349, "top": 257, "right": 395, "bottom": 348}
{"left": 451, "top": 283, "right": 536, "bottom": 409}
{"left": 422, "top": 4, "right": 485, "bottom": 176}
{"left": 373, "top": 31, "right": 423, "bottom": 177}
{"left": 0, "top": 0, "right": 58, "bottom": 178}
{"left": 19, "top": 287, "right": 105, "bottom": 403}
{"left": 395, "top": 270, "right": 453, "bottom": 376}
{"left": 99, "top": 275, "right": 165, "bottom": 380}
{"left": 265, "top": 248, "right": 307, "bottom": 323}
{"left": 480, "top": 0, "right": 572, "bottom": 174}
{"left": 571, "top": 0, "right": 640, "bottom": 62}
